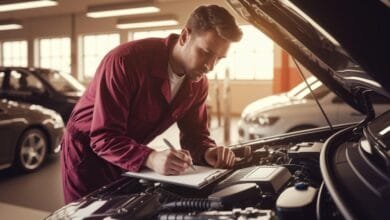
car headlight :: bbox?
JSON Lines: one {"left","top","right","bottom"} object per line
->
{"left": 53, "top": 113, "right": 65, "bottom": 129}
{"left": 247, "top": 115, "right": 279, "bottom": 126}
{"left": 257, "top": 116, "right": 279, "bottom": 126}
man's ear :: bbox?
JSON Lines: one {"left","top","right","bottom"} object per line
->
{"left": 179, "top": 27, "right": 191, "bottom": 46}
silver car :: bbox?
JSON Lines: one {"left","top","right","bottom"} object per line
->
{"left": 238, "top": 76, "right": 390, "bottom": 141}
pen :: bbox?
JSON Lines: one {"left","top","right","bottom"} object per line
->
{"left": 163, "top": 138, "right": 196, "bottom": 171}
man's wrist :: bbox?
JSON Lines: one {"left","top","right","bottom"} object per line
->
{"left": 144, "top": 150, "right": 156, "bottom": 169}
{"left": 203, "top": 147, "right": 214, "bottom": 166}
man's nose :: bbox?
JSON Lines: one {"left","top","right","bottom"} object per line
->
{"left": 205, "top": 58, "right": 217, "bottom": 72}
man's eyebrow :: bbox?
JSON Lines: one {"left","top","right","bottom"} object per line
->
{"left": 205, "top": 47, "right": 226, "bottom": 58}
{"left": 203, "top": 47, "right": 214, "bottom": 55}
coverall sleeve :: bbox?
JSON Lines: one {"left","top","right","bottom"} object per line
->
{"left": 88, "top": 51, "right": 152, "bottom": 172}
{"left": 177, "top": 79, "right": 217, "bottom": 165}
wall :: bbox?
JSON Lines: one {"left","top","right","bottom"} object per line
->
{"left": 208, "top": 80, "right": 273, "bottom": 116}
{"left": 273, "top": 44, "right": 310, "bottom": 94}
{"left": 207, "top": 45, "right": 309, "bottom": 116}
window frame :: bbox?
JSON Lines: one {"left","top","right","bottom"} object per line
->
{"left": 0, "top": 40, "right": 28, "bottom": 67}
{"left": 80, "top": 32, "right": 120, "bottom": 81}
{"left": 36, "top": 36, "right": 71, "bottom": 74}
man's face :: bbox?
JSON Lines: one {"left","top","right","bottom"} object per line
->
{"left": 180, "top": 29, "right": 231, "bottom": 82}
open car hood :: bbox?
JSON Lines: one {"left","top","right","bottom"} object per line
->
{"left": 226, "top": 0, "right": 390, "bottom": 114}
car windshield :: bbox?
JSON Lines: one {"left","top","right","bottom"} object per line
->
{"left": 288, "top": 79, "right": 330, "bottom": 100}
{"left": 286, "top": 76, "right": 318, "bottom": 97}
{"left": 39, "top": 70, "right": 85, "bottom": 93}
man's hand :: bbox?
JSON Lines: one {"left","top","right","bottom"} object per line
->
{"left": 204, "top": 146, "right": 235, "bottom": 168}
{"left": 145, "top": 149, "right": 193, "bottom": 175}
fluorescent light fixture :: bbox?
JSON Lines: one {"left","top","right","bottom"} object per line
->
{"left": 0, "top": 0, "right": 57, "bottom": 12}
{"left": 0, "top": 20, "right": 22, "bottom": 31}
{"left": 117, "top": 16, "right": 178, "bottom": 29}
{"left": 87, "top": 2, "right": 160, "bottom": 18}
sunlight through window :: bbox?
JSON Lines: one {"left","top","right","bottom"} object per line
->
{"left": 208, "top": 25, "right": 274, "bottom": 80}
{"left": 132, "top": 26, "right": 273, "bottom": 81}
{"left": 1, "top": 40, "right": 28, "bottom": 67}
{"left": 39, "top": 37, "right": 71, "bottom": 74}
{"left": 82, "top": 33, "right": 120, "bottom": 79}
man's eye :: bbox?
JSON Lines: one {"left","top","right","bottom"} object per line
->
{"left": 199, "top": 48, "right": 210, "bottom": 55}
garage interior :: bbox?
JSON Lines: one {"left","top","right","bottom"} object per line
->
{"left": 0, "top": 0, "right": 308, "bottom": 219}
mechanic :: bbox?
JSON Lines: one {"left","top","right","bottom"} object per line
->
{"left": 61, "top": 4, "right": 243, "bottom": 203}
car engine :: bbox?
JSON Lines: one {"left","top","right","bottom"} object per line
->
{"left": 47, "top": 126, "right": 351, "bottom": 220}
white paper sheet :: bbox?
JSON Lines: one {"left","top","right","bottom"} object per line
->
{"left": 124, "top": 165, "right": 228, "bottom": 189}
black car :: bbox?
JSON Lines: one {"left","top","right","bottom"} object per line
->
{"left": 0, "top": 67, "right": 85, "bottom": 123}
{"left": 46, "top": 0, "right": 389, "bottom": 219}
{"left": 0, "top": 99, "right": 64, "bottom": 172}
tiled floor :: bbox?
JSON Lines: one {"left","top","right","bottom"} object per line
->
{"left": 0, "top": 117, "right": 240, "bottom": 219}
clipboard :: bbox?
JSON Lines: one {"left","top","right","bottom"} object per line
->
{"left": 123, "top": 165, "right": 230, "bottom": 189}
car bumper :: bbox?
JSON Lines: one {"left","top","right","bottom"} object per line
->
{"left": 238, "top": 120, "right": 284, "bottom": 141}
{"left": 49, "top": 127, "right": 64, "bottom": 155}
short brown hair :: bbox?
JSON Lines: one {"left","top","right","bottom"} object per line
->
{"left": 186, "top": 5, "right": 243, "bottom": 42}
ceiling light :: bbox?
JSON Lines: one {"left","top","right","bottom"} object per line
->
{"left": 116, "top": 16, "right": 178, "bottom": 29}
{"left": 0, "top": 0, "right": 57, "bottom": 12}
{"left": 0, "top": 20, "right": 22, "bottom": 31}
{"left": 87, "top": 2, "right": 160, "bottom": 18}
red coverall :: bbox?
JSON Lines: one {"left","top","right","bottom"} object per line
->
{"left": 61, "top": 34, "right": 216, "bottom": 203}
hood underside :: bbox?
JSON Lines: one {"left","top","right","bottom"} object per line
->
{"left": 226, "top": 0, "right": 390, "bottom": 114}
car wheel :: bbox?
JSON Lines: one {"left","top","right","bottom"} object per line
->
{"left": 15, "top": 128, "right": 48, "bottom": 172}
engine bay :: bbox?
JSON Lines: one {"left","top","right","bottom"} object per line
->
{"left": 48, "top": 126, "right": 349, "bottom": 220}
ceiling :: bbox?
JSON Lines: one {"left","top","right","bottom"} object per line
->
{"left": 0, "top": 0, "right": 247, "bottom": 41}
{"left": 0, "top": 0, "right": 224, "bottom": 20}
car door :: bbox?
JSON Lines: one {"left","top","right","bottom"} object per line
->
{"left": 331, "top": 94, "right": 365, "bottom": 124}
{"left": 1, "top": 69, "right": 46, "bottom": 106}
{"left": 0, "top": 101, "right": 18, "bottom": 165}
{"left": 332, "top": 93, "right": 390, "bottom": 124}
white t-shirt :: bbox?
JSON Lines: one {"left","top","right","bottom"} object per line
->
{"left": 168, "top": 62, "right": 186, "bottom": 103}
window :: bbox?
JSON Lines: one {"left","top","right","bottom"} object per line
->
{"left": 287, "top": 76, "right": 318, "bottom": 98}
{"left": 132, "top": 29, "right": 181, "bottom": 40}
{"left": 8, "top": 70, "right": 44, "bottom": 93}
{"left": 131, "top": 26, "right": 273, "bottom": 80}
{"left": 293, "top": 80, "right": 330, "bottom": 100}
{"left": 82, "top": 33, "right": 120, "bottom": 79}
{"left": 39, "top": 37, "right": 71, "bottom": 74}
{"left": 208, "top": 25, "right": 274, "bottom": 80}
{"left": 39, "top": 69, "right": 85, "bottom": 93}
{"left": 304, "top": 82, "right": 330, "bottom": 100}
{"left": 1, "top": 40, "right": 28, "bottom": 67}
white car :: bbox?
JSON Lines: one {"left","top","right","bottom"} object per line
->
{"left": 238, "top": 76, "right": 390, "bottom": 141}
